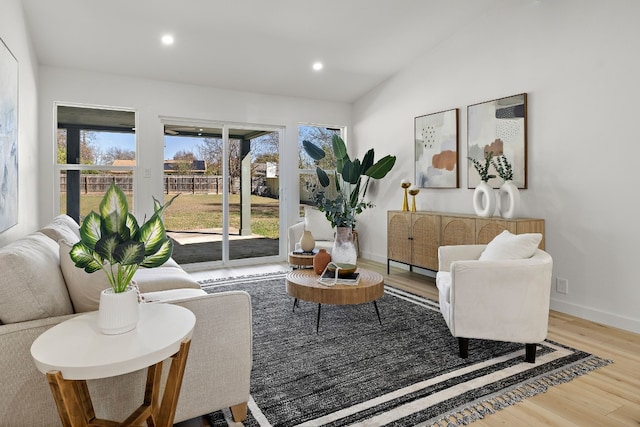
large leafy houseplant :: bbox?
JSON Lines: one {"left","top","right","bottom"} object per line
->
{"left": 70, "top": 182, "right": 178, "bottom": 293}
{"left": 302, "top": 135, "right": 396, "bottom": 228}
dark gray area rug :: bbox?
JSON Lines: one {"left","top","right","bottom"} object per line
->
{"left": 200, "top": 275, "right": 611, "bottom": 426}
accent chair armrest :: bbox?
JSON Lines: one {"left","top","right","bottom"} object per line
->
{"left": 288, "top": 221, "right": 305, "bottom": 252}
{"left": 438, "top": 244, "right": 486, "bottom": 272}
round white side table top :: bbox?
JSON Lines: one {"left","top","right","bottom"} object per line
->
{"left": 31, "top": 303, "right": 195, "bottom": 380}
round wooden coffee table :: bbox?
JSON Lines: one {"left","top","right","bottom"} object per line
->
{"left": 286, "top": 268, "right": 384, "bottom": 332}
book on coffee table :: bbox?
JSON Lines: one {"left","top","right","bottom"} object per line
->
{"left": 317, "top": 269, "right": 360, "bottom": 287}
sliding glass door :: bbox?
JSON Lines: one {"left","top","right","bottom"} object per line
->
{"left": 162, "top": 121, "right": 281, "bottom": 266}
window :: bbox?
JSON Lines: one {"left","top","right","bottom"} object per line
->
{"left": 298, "top": 125, "right": 344, "bottom": 216}
{"left": 56, "top": 105, "right": 136, "bottom": 222}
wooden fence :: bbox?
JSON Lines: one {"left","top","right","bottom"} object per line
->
{"left": 59, "top": 174, "right": 275, "bottom": 195}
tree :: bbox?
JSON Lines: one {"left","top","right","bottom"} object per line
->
{"left": 56, "top": 129, "right": 99, "bottom": 164}
{"left": 173, "top": 150, "right": 196, "bottom": 161}
{"left": 101, "top": 147, "right": 135, "bottom": 165}
{"left": 197, "top": 137, "right": 241, "bottom": 178}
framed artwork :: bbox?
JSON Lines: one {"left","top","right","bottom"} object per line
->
{"left": 0, "top": 37, "right": 18, "bottom": 233}
{"left": 467, "top": 93, "right": 527, "bottom": 189}
{"left": 414, "top": 108, "right": 458, "bottom": 188}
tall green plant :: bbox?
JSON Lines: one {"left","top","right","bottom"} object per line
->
{"left": 303, "top": 135, "right": 396, "bottom": 228}
{"left": 70, "top": 182, "right": 178, "bottom": 293}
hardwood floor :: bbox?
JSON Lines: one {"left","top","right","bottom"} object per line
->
{"left": 358, "top": 259, "right": 640, "bottom": 426}
{"left": 180, "top": 259, "right": 640, "bottom": 426}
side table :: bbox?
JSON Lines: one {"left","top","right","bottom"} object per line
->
{"left": 31, "top": 303, "right": 195, "bottom": 427}
{"left": 288, "top": 249, "right": 317, "bottom": 269}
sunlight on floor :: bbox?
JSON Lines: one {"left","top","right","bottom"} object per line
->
{"left": 185, "top": 261, "right": 290, "bottom": 283}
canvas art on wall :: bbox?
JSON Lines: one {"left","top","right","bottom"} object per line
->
{"left": 467, "top": 93, "right": 527, "bottom": 189}
{"left": 0, "top": 38, "right": 18, "bottom": 233}
{"left": 414, "top": 108, "right": 458, "bottom": 188}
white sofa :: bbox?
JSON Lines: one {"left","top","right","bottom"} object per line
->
{"left": 435, "top": 231, "right": 553, "bottom": 363}
{"left": 288, "top": 206, "right": 335, "bottom": 252}
{"left": 0, "top": 215, "right": 252, "bottom": 425}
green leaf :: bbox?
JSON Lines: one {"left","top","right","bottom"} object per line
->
{"left": 69, "top": 241, "right": 102, "bottom": 273}
{"left": 114, "top": 241, "right": 145, "bottom": 266}
{"left": 138, "top": 214, "right": 167, "bottom": 256}
{"left": 360, "top": 149, "right": 374, "bottom": 175}
{"left": 342, "top": 159, "right": 360, "bottom": 184}
{"left": 126, "top": 213, "right": 140, "bottom": 240}
{"left": 316, "top": 166, "right": 330, "bottom": 187}
{"left": 332, "top": 135, "right": 349, "bottom": 174}
{"left": 141, "top": 239, "right": 173, "bottom": 268}
{"left": 79, "top": 211, "right": 102, "bottom": 250}
{"left": 95, "top": 233, "right": 122, "bottom": 264}
{"left": 365, "top": 155, "right": 396, "bottom": 179}
{"left": 302, "top": 140, "right": 326, "bottom": 161}
{"left": 99, "top": 182, "right": 129, "bottom": 236}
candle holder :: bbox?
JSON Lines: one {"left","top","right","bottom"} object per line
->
{"left": 409, "top": 185, "right": 420, "bottom": 212}
{"left": 401, "top": 180, "right": 411, "bottom": 211}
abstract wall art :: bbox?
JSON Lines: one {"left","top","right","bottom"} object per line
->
{"left": 414, "top": 108, "right": 458, "bottom": 188}
{"left": 467, "top": 93, "right": 527, "bottom": 189}
{"left": 0, "top": 37, "right": 18, "bottom": 233}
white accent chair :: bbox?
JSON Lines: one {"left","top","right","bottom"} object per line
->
{"left": 288, "top": 206, "right": 335, "bottom": 252}
{"left": 435, "top": 234, "right": 553, "bottom": 363}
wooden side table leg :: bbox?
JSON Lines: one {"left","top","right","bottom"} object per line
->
{"left": 230, "top": 402, "right": 248, "bottom": 422}
{"left": 46, "top": 371, "right": 92, "bottom": 427}
{"left": 156, "top": 339, "right": 192, "bottom": 427}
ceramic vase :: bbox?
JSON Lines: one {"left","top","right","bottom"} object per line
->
{"left": 472, "top": 181, "right": 497, "bottom": 218}
{"left": 331, "top": 227, "right": 357, "bottom": 265}
{"left": 498, "top": 180, "right": 520, "bottom": 219}
{"left": 313, "top": 248, "right": 332, "bottom": 275}
{"left": 299, "top": 230, "right": 315, "bottom": 252}
{"left": 97, "top": 284, "right": 140, "bottom": 335}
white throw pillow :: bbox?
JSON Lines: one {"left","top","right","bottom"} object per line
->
{"left": 39, "top": 215, "right": 81, "bottom": 244}
{"left": 479, "top": 230, "right": 542, "bottom": 260}
{"left": 59, "top": 239, "right": 112, "bottom": 312}
{"left": 304, "top": 206, "right": 335, "bottom": 241}
{"left": 0, "top": 233, "right": 74, "bottom": 323}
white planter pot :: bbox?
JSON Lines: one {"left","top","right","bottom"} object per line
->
{"left": 98, "top": 285, "right": 140, "bottom": 335}
{"left": 472, "top": 181, "right": 497, "bottom": 218}
{"left": 498, "top": 180, "right": 520, "bottom": 219}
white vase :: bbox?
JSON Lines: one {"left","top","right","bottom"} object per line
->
{"left": 472, "top": 181, "right": 497, "bottom": 218}
{"left": 97, "top": 284, "right": 140, "bottom": 335}
{"left": 299, "top": 230, "right": 315, "bottom": 252}
{"left": 331, "top": 227, "right": 357, "bottom": 265}
{"left": 498, "top": 180, "right": 520, "bottom": 219}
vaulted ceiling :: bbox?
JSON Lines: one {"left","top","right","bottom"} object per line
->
{"left": 21, "top": 0, "right": 499, "bottom": 103}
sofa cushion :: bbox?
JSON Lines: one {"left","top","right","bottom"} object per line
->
{"left": 39, "top": 214, "right": 81, "bottom": 243}
{"left": 304, "top": 206, "right": 335, "bottom": 241}
{"left": 60, "top": 240, "right": 201, "bottom": 312}
{"left": 0, "top": 233, "right": 74, "bottom": 323}
{"left": 479, "top": 230, "right": 542, "bottom": 261}
{"left": 59, "top": 240, "right": 112, "bottom": 312}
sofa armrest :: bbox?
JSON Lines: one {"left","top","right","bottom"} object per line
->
{"left": 288, "top": 221, "right": 305, "bottom": 252}
{"left": 438, "top": 245, "right": 486, "bottom": 272}
{"left": 169, "top": 291, "right": 253, "bottom": 422}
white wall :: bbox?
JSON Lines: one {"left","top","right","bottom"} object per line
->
{"left": 37, "top": 66, "right": 351, "bottom": 255}
{"left": 0, "top": 0, "right": 40, "bottom": 246}
{"left": 352, "top": 0, "right": 640, "bottom": 333}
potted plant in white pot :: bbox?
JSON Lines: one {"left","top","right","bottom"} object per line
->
{"left": 468, "top": 151, "right": 497, "bottom": 217}
{"left": 302, "top": 135, "right": 396, "bottom": 265}
{"left": 492, "top": 154, "right": 520, "bottom": 218}
{"left": 69, "top": 182, "right": 178, "bottom": 334}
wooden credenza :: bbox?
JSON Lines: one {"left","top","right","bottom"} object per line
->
{"left": 387, "top": 211, "right": 545, "bottom": 273}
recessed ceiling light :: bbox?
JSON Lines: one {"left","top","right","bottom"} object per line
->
{"left": 312, "top": 62, "right": 323, "bottom": 71}
{"left": 161, "top": 34, "right": 174, "bottom": 45}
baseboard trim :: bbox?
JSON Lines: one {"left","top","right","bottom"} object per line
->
{"left": 550, "top": 299, "right": 640, "bottom": 335}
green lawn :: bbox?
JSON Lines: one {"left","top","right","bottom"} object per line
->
{"left": 61, "top": 193, "right": 281, "bottom": 239}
